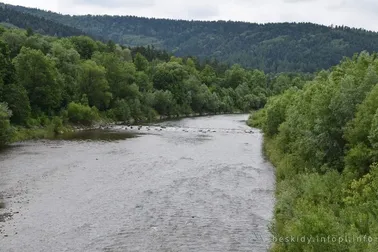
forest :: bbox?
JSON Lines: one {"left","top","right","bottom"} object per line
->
{"left": 4, "top": 3, "right": 378, "bottom": 73}
{"left": 0, "top": 5, "right": 84, "bottom": 37}
{"left": 249, "top": 52, "right": 378, "bottom": 251}
{"left": 0, "top": 26, "right": 310, "bottom": 147}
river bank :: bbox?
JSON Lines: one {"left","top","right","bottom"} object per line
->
{"left": 9, "top": 112, "right": 246, "bottom": 143}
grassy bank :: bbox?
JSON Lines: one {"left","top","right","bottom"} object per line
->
{"left": 8, "top": 111, "right": 245, "bottom": 145}
{"left": 10, "top": 122, "right": 74, "bottom": 144}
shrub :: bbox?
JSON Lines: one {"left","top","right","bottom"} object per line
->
{"left": 67, "top": 102, "right": 99, "bottom": 126}
{"left": 0, "top": 102, "right": 13, "bottom": 147}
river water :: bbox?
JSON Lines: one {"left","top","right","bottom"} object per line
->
{"left": 0, "top": 114, "right": 275, "bottom": 252}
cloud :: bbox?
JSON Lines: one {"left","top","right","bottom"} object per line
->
{"left": 72, "top": 0, "right": 155, "bottom": 8}
{"left": 1, "top": 0, "right": 378, "bottom": 31}
{"left": 283, "top": 0, "right": 317, "bottom": 3}
{"left": 324, "top": 0, "right": 378, "bottom": 22}
{"left": 186, "top": 5, "right": 220, "bottom": 19}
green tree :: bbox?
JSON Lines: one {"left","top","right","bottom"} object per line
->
{"left": 24, "top": 35, "right": 51, "bottom": 54}
{"left": 206, "top": 92, "right": 221, "bottom": 113}
{"left": 223, "top": 64, "right": 246, "bottom": 89}
{"left": 2, "top": 83, "right": 31, "bottom": 125}
{"left": 50, "top": 41, "right": 81, "bottom": 105}
{"left": 129, "top": 98, "right": 143, "bottom": 121}
{"left": 79, "top": 60, "right": 112, "bottom": 110}
{"left": 135, "top": 71, "right": 153, "bottom": 92}
{"left": 0, "top": 102, "right": 13, "bottom": 147}
{"left": 153, "top": 62, "right": 188, "bottom": 91}
{"left": 134, "top": 52, "right": 149, "bottom": 72}
{"left": 270, "top": 74, "right": 292, "bottom": 95}
{"left": 345, "top": 84, "right": 378, "bottom": 175}
{"left": 113, "top": 99, "right": 131, "bottom": 122}
{"left": 0, "top": 40, "right": 15, "bottom": 85}
{"left": 106, "top": 40, "right": 116, "bottom": 53}
{"left": 200, "top": 64, "right": 217, "bottom": 86}
{"left": 13, "top": 47, "right": 62, "bottom": 113}
{"left": 92, "top": 52, "right": 136, "bottom": 99}
{"left": 368, "top": 109, "right": 378, "bottom": 149}
{"left": 70, "top": 36, "right": 98, "bottom": 59}
{"left": 192, "top": 84, "right": 211, "bottom": 114}
{"left": 263, "top": 88, "right": 298, "bottom": 136}
{"left": 1, "top": 30, "right": 27, "bottom": 57}
{"left": 26, "top": 27, "right": 34, "bottom": 37}
{"left": 67, "top": 102, "right": 99, "bottom": 126}
{"left": 115, "top": 46, "right": 132, "bottom": 62}
{"left": 153, "top": 90, "right": 175, "bottom": 117}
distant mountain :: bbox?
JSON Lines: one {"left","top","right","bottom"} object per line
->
{"left": 0, "top": 4, "right": 84, "bottom": 37}
{"left": 4, "top": 2, "right": 378, "bottom": 73}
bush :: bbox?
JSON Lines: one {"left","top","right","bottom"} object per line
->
{"left": 39, "top": 114, "right": 51, "bottom": 127}
{"left": 67, "top": 102, "right": 99, "bottom": 126}
{"left": 49, "top": 116, "right": 64, "bottom": 134}
{"left": 26, "top": 118, "right": 40, "bottom": 128}
{"left": 145, "top": 107, "right": 158, "bottom": 122}
{"left": 113, "top": 99, "right": 131, "bottom": 122}
{"left": 0, "top": 102, "right": 13, "bottom": 147}
{"left": 247, "top": 109, "right": 266, "bottom": 128}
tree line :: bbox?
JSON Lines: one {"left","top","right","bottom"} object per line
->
{"left": 249, "top": 51, "right": 378, "bottom": 251}
{"left": 5, "top": 2, "right": 378, "bottom": 73}
{"left": 0, "top": 26, "right": 310, "bottom": 147}
{"left": 0, "top": 5, "right": 85, "bottom": 37}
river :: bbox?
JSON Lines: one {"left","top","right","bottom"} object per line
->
{"left": 0, "top": 114, "right": 275, "bottom": 252}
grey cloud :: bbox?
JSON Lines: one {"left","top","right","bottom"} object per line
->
{"left": 327, "top": 0, "right": 378, "bottom": 14}
{"left": 283, "top": 0, "right": 317, "bottom": 3}
{"left": 327, "top": 0, "right": 347, "bottom": 10}
{"left": 73, "top": 0, "right": 155, "bottom": 8}
{"left": 186, "top": 6, "right": 219, "bottom": 19}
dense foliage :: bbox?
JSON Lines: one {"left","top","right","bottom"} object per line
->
{"left": 0, "top": 26, "right": 307, "bottom": 146}
{"left": 4, "top": 3, "right": 378, "bottom": 73}
{"left": 0, "top": 102, "right": 12, "bottom": 147}
{"left": 0, "top": 5, "right": 84, "bottom": 37}
{"left": 250, "top": 52, "right": 378, "bottom": 251}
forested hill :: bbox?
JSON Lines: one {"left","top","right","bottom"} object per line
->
{"left": 4, "top": 3, "right": 378, "bottom": 73}
{"left": 0, "top": 5, "right": 85, "bottom": 37}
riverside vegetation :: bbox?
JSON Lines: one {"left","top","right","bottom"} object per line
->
{"left": 249, "top": 52, "right": 378, "bottom": 251}
{"left": 0, "top": 26, "right": 312, "bottom": 147}
{"left": 1, "top": 6, "right": 378, "bottom": 251}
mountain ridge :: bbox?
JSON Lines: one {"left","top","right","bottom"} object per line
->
{"left": 0, "top": 3, "right": 86, "bottom": 37}
{"left": 3, "top": 2, "right": 377, "bottom": 31}
{"left": 3, "top": 2, "right": 378, "bottom": 73}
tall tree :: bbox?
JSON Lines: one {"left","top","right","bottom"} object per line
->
{"left": 79, "top": 60, "right": 112, "bottom": 110}
{"left": 0, "top": 102, "right": 13, "bottom": 147}
{"left": 71, "top": 36, "right": 98, "bottom": 59}
{"left": 13, "top": 47, "right": 62, "bottom": 113}
{"left": 134, "top": 52, "right": 149, "bottom": 72}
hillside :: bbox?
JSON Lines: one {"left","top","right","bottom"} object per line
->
{"left": 4, "top": 3, "right": 378, "bottom": 73}
{"left": 0, "top": 4, "right": 84, "bottom": 37}
{"left": 0, "top": 24, "right": 311, "bottom": 146}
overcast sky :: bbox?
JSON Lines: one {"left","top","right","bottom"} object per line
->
{"left": 3, "top": 0, "right": 378, "bottom": 31}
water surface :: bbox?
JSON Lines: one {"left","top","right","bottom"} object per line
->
{"left": 0, "top": 114, "right": 275, "bottom": 252}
